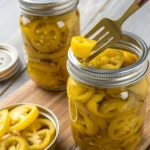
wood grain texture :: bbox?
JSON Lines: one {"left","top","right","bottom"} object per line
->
{"left": 0, "top": 69, "right": 150, "bottom": 150}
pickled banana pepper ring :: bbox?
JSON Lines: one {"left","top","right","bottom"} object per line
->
{"left": 0, "top": 136, "right": 28, "bottom": 150}
{"left": 69, "top": 100, "right": 78, "bottom": 123}
{"left": 71, "top": 36, "right": 96, "bottom": 58}
{"left": 33, "top": 21, "right": 62, "bottom": 52}
{"left": 21, "top": 19, "right": 69, "bottom": 53}
{"left": 9, "top": 105, "right": 39, "bottom": 132}
{"left": 108, "top": 114, "right": 142, "bottom": 140}
{"left": 21, "top": 118, "right": 56, "bottom": 150}
{"left": 0, "top": 109, "right": 10, "bottom": 140}
{"left": 89, "top": 49, "right": 124, "bottom": 69}
{"left": 75, "top": 110, "right": 99, "bottom": 136}
{"left": 68, "top": 77, "right": 95, "bottom": 103}
{"left": 122, "top": 132, "right": 141, "bottom": 150}
{"left": 86, "top": 94, "right": 123, "bottom": 118}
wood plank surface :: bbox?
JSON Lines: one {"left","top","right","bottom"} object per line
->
{"left": 0, "top": 0, "right": 150, "bottom": 149}
{"left": 0, "top": 69, "right": 150, "bottom": 150}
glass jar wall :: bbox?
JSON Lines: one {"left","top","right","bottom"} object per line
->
{"left": 18, "top": 0, "right": 80, "bottom": 90}
{"left": 67, "top": 32, "right": 149, "bottom": 150}
{"left": 67, "top": 75, "right": 148, "bottom": 150}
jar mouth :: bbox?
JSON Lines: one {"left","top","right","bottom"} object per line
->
{"left": 18, "top": 0, "right": 79, "bottom": 16}
{"left": 67, "top": 31, "right": 149, "bottom": 88}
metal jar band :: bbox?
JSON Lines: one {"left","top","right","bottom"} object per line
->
{"left": 67, "top": 31, "right": 149, "bottom": 88}
{"left": 18, "top": 0, "right": 79, "bottom": 16}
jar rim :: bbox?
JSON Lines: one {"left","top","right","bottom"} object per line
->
{"left": 67, "top": 31, "right": 149, "bottom": 88}
{"left": 18, "top": 0, "right": 79, "bottom": 16}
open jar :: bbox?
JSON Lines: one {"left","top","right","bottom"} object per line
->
{"left": 18, "top": 0, "right": 80, "bottom": 90}
{"left": 67, "top": 32, "right": 149, "bottom": 150}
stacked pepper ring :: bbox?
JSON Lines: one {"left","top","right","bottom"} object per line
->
{"left": 0, "top": 103, "right": 59, "bottom": 150}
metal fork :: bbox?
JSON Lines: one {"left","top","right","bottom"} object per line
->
{"left": 84, "top": 0, "right": 149, "bottom": 62}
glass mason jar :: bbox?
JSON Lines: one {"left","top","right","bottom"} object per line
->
{"left": 67, "top": 32, "right": 149, "bottom": 150}
{"left": 18, "top": 0, "right": 80, "bottom": 90}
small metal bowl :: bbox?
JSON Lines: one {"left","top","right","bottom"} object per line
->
{"left": 0, "top": 103, "right": 59, "bottom": 150}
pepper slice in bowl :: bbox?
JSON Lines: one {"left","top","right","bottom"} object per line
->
{"left": 0, "top": 135, "right": 28, "bottom": 150}
{"left": 21, "top": 118, "right": 56, "bottom": 150}
{"left": 0, "top": 109, "right": 10, "bottom": 140}
{"left": 9, "top": 105, "right": 39, "bottom": 132}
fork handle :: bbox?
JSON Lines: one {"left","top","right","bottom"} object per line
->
{"left": 116, "top": 0, "right": 149, "bottom": 27}
{"left": 136, "top": 0, "right": 149, "bottom": 6}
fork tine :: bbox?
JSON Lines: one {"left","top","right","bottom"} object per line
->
{"left": 94, "top": 33, "right": 113, "bottom": 50}
{"left": 85, "top": 38, "right": 114, "bottom": 61}
{"left": 92, "top": 28, "right": 108, "bottom": 41}
{"left": 85, "top": 20, "right": 104, "bottom": 38}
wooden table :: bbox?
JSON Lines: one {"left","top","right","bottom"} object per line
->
{"left": 0, "top": 0, "right": 150, "bottom": 101}
{"left": 0, "top": 0, "right": 150, "bottom": 149}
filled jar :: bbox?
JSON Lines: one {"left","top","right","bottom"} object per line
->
{"left": 18, "top": 0, "right": 80, "bottom": 90}
{"left": 67, "top": 32, "right": 149, "bottom": 150}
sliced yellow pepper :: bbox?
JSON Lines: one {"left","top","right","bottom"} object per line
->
{"left": 30, "top": 118, "right": 56, "bottom": 138}
{"left": 59, "top": 23, "right": 69, "bottom": 44}
{"left": 123, "top": 92, "right": 140, "bottom": 110}
{"left": 21, "top": 118, "right": 56, "bottom": 150}
{"left": 82, "top": 113, "right": 99, "bottom": 136}
{"left": 86, "top": 94, "right": 126, "bottom": 118}
{"left": 31, "top": 21, "right": 61, "bottom": 53}
{"left": 86, "top": 137, "right": 122, "bottom": 150}
{"left": 67, "top": 77, "right": 95, "bottom": 103}
{"left": 122, "top": 132, "right": 141, "bottom": 150}
{"left": 22, "top": 129, "right": 52, "bottom": 150}
{"left": 129, "top": 76, "right": 148, "bottom": 100}
{"left": 89, "top": 48, "right": 124, "bottom": 69}
{"left": 28, "top": 61, "right": 59, "bottom": 73}
{"left": 106, "top": 89, "right": 123, "bottom": 99}
{"left": 0, "top": 135, "right": 28, "bottom": 150}
{"left": 0, "top": 109, "right": 10, "bottom": 140}
{"left": 69, "top": 100, "right": 78, "bottom": 122}
{"left": 71, "top": 36, "right": 96, "bottom": 58}
{"left": 24, "top": 42, "right": 69, "bottom": 60}
{"left": 76, "top": 110, "right": 99, "bottom": 136}
{"left": 99, "top": 99, "right": 127, "bottom": 115}
{"left": 100, "top": 142, "right": 122, "bottom": 150}
{"left": 85, "top": 94, "right": 105, "bottom": 116}
{"left": 76, "top": 101, "right": 107, "bottom": 130}
{"left": 21, "top": 19, "right": 62, "bottom": 53}
{"left": 9, "top": 105, "right": 39, "bottom": 132}
{"left": 57, "top": 56, "right": 68, "bottom": 82}
{"left": 119, "top": 50, "right": 139, "bottom": 67}
{"left": 71, "top": 121, "right": 86, "bottom": 138}
{"left": 27, "top": 67, "right": 64, "bottom": 89}
{"left": 87, "top": 146, "right": 122, "bottom": 150}
{"left": 73, "top": 135, "right": 122, "bottom": 150}
{"left": 108, "top": 114, "right": 143, "bottom": 140}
